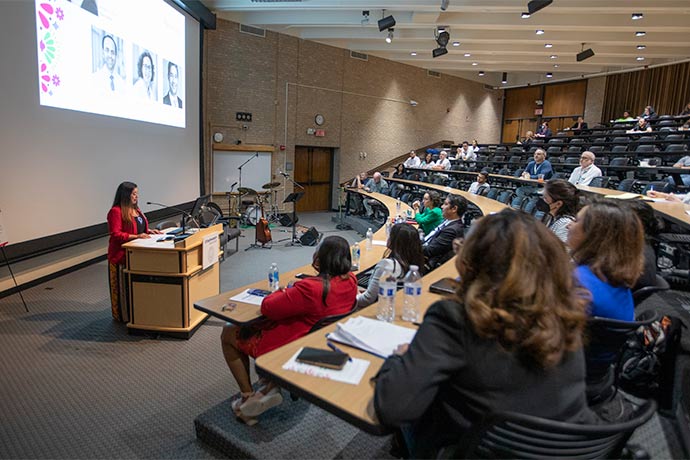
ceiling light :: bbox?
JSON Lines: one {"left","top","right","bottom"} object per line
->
{"left": 636, "top": 56, "right": 645, "bottom": 61}
{"left": 521, "top": 12, "right": 531, "bottom": 19}
{"left": 549, "top": 55, "right": 558, "bottom": 59}
{"left": 528, "top": 0, "right": 553, "bottom": 15}
{"left": 536, "top": 29, "right": 545, "bottom": 35}
{"left": 440, "top": 0, "right": 450, "bottom": 11}
{"left": 553, "top": 64, "right": 559, "bottom": 68}
{"left": 409, "top": 100, "right": 418, "bottom": 107}
{"left": 501, "top": 72, "right": 508, "bottom": 84}
{"left": 452, "top": 41, "right": 460, "bottom": 47}
{"left": 436, "top": 30, "right": 450, "bottom": 47}
{"left": 546, "top": 72, "right": 553, "bottom": 78}
{"left": 472, "top": 62, "right": 478, "bottom": 66}
{"left": 478, "top": 71, "right": 485, "bottom": 76}
{"left": 544, "top": 43, "right": 553, "bottom": 48}
{"left": 378, "top": 14, "right": 396, "bottom": 32}
{"left": 636, "top": 44, "right": 646, "bottom": 50}
{"left": 632, "top": 13, "right": 643, "bottom": 20}
{"left": 432, "top": 47, "right": 448, "bottom": 58}
{"left": 361, "top": 10, "right": 369, "bottom": 26}
{"left": 464, "top": 53, "right": 471, "bottom": 57}
{"left": 410, "top": 51, "right": 417, "bottom": 56}
{"left": 385, "top": 29, "right": 394, "bottom": 43}
{"left": 635, "top": 31, "right": 646, "bottom": 36}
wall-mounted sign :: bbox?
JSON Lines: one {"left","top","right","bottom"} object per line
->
{"left": 534, "top": 108, "right": 543, "bottom": 115}
{"left": 315, "top": 129, "right": 325, "bottom": 137}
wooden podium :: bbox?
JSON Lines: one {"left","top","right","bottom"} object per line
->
{"left": 123, "top": 224, "right": 223, "bottom": 339}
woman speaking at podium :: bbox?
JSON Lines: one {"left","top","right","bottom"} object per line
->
{"left": 107, "top": 181, "right": 160, "bottom": 322}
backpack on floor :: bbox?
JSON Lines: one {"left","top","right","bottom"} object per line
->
{"left": 619, "top": 312, "right": 682, "bottom": 410}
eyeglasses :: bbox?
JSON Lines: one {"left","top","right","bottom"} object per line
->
{"left": 580, "top": 156, "right": 593, "bottom": 161}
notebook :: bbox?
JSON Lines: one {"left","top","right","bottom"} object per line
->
{"left": 326, "top": 316, "right": 417, "bottom": 358}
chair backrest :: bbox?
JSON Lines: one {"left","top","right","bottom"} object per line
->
{"left": 510, "top": 146, "right": 523, "bottom": 153}
{"left": 664, "top": 134, "right": 683, "bottom": 142}
{"left": 642, "top": 181, "right": 673, "bottom": 194}
{"left": 510, "top": 195, "right": 526, "bottom": 209}
{"left": 509, "top": 155, "right": 521, "bottom": 163}
{"left": 494, "top": 146, "right": 508, "bottom": 153}
{"left": 308, "top": 302, "right": 357, "bottom": 333}
{"left": 551, "top": 172, "right": 567, "bottom": 180}
{"left": 155, "top": 219, "right": 180, "bottom": 231}
{"left": 665, "top": 144, "right": 688, "bottom": 153}
{"left": 477, "top": 155, "right": 489, "bottom": 162}
{"left": 497, "top": 167, "right": 511, "bottom": 176}
{"left": 433, "top": 176, "right": 447, "bottom": 185}
{"left": 570, "top": 138, "right": 585, "bottom": 144}
{"left": 658, "top": 119, "right": 675, "bottom": 126}
{"left": 637, "top": 135, "right": 657, "bottom": 144}
{"left": 550, "top": 156, "right": 562, "bottom": 164}
{"left": 441, "top": 400, "right": 657, "bottom": 460}
{"left": 589, "top": 145, "right": 604, "bottom": 154}
{"left": 565, "top": 156, "right": 580, "bottom": 164}
{"left": 528, "top": 146, "right": 539, "bottom": 154}
{"left": 547, "top": 146, "right": 562, "bottom": 155}
{"left": 485, "top": 188, "right": 499, "bottom": 200}
{"left": 547, "top": 138, "right": 564, "bottom": 144}
{"left": 588, "top": 176, "right": 611, "bottom": 188}
{"left": 611, "top": 145, "right": 629, "bottom": 153}
{"left": 497, "top": 190, "right": 513, "bottom": 204}
{"left": 612, "top": 136, "right": 630, "bottom": 144}
{"left": 617, "top": 178, "right": 637, "bottom": 191}
{"left": 567, "top": 145, "right": 582, "bottom": 153}
{"left": 520, "top": 197, "right": 538, "bottom": 213}
{"left": 632, "top": 274, "right": 670, "bottom": 305}
{"left": 609, "top": 157, "right": 629, "bottom": 167}
{"left": 636, "top": 144, "right": 656, "bottom": 153}
{"left": 493, "top": 155, "right": 505, "bottom": 162}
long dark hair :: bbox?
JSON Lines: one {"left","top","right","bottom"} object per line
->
{"left": 386, "top": 223, "right": 425, "bottom": 275}
{"left": 312, "top": 235, "right": 352, "bottom": 305}
{"left": 544, "top": 179, "right": 580, "bottom": 217}
{"left": 112, "top": 181, "right": 138, "bottom": 224}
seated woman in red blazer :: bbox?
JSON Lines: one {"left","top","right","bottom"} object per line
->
{"left": 221, "top": 235, "right": 357, "bottom": 424}
{"left": 107, "top": 181, "right": 161, "bottom": 322}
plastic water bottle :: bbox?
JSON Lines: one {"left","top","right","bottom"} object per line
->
{"left": 418, "top": 227, "right": 425, "bottom": 241}
{"left": 268, "top": 263, "right": 279, "bottom": 291}
{"left": 351, "top": 242, "right": 360, "bottom": 270}
{"left": 385, "top": 220, "right": 392, "bottom": 238}
{"left": 377, "top": 270, "right": 397, "bottom": 322}
{"left": 396, "top": 198, "right": 401, "bottom": 216}
{"left": 402, "top": 265, "right": 422, "bottom": 322}
{"left": 366, "top": 228, "right": 373, "bottom": 250}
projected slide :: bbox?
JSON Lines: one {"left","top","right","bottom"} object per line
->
{"left": 35, "top": 0, "right": 185, "bottom": 127}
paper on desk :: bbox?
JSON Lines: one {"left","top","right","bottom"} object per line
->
{"left": 372, "top": 240, "right": 387, "bottom": 246}
{"left": 282, "top": 347, "right": 370, "bottom": 385}
{"left": 229, "top": 289, "right": 266, "bottom": 306}
{"left": 604, "top": 192, "right": 640, "bottom": 200}
{"left": 327, "top": 316, "right": 417, "bottom": 358}
{"left": 686, "top": 210, "right": 690, "bottom": 217}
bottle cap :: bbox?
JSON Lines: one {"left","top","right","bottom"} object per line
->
{"left": 410, "top": 265, "right": 419, "bottom": 270}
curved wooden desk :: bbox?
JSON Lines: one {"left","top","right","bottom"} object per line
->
{"left": 255, "top": 189, "right": 508, "bottom": 434}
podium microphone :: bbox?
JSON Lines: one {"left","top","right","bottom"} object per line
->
{"left": 146, "top": 201, "right": 197, "bottom": 234}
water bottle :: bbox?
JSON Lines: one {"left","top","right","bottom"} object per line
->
{"left": 268, "top": 262, "right": 279, "bottom": 291}
{"left": 385, "top": 220, "right": 392, "bottom": 239}
{"left": 366, "top": 228, "right": 373, "bottom": 250}
{"left": 402, "top": 265, "right": 422, "bottom": 322}
{"left": 377, "top": 270, "right": 397, "bottom": 322}
{"left": 351, "top": 242, "right": 360, "bottom": 270}
{"left": 396, "top": 198, "right": 401, "bottom": 216}
{"left": 418, "top": 227, "right": 425, "bottom": 241}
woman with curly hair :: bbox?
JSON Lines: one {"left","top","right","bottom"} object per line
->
{"left": 374, "top": 210, "right": 595, "bottom": 458}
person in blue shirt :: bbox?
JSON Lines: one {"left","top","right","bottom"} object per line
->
{"left": 567, "top": 200, "right": 644, "bottom": 321}
{"left": 521, "top": 148, "right": 553, "bottom": 180}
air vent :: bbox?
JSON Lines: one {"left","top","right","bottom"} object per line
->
{"left": 350, "top": 51, "right": 368, "bottom": 61}
{"left": 427, "top": 70, "right": 441, "bottom": 78}
{"left": 239, "top": 24, "right": 266, "bottom": 38}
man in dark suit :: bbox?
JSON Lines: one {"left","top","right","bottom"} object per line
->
{"left": 422, "top": 194, "right": 467, "bottom": 269}
{"left": 163, "top": 62, "right": 183, "bottom": 108}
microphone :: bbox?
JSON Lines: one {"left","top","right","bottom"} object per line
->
{"left": 146, "top": 201, "right": 198, "bottom": 234}
{"left": 278, "top": 170, "right": 290, "bottom": 178}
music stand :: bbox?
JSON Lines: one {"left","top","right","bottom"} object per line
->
{"left": 283, "top": 192, "right": 304, "bottom": 246}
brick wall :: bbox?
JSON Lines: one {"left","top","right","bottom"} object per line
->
{"left": 203, "top": 19, "right": 503, "bottom": 199}
{"left": 584, "top": 76, "right": 606, "bottom": 125}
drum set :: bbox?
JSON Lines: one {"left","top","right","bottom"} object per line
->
{"left": 227, "top": 181, "right": 282, "bottom": 226}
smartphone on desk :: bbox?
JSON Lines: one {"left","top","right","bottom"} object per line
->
{"left": 247, "top": 288, "right": 272, "bottom": 297}
{"left": 429, "top": 277, "right": 460, "bottom": 295}
{"left": 296, "top": 347, "right": 349, "bottom": 370}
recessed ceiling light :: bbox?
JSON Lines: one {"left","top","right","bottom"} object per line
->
{"left": 632, "top": 13, "right": 643, "bottom": 20}
{"left": 478, "top": 71, "right": 485, "bottom": 76}
{"left": 544, "top": 43, "right": 553, "bottom": 48}
{"left": 472, "top": 62, "right": 478, "bottom": 66}
{"left": 410, "top": 51, "right": 417, "bottom": 56}
{"left": 521, "top": 12, "right": 531, "bottom": 19}
{"left": 635, "top": 31, "right": 646, "bottom": 36}
{"left": 553, "top": 64, "right": 559, "bottom": 68}
{"left": 536, "top": 29, "right": 545, "bottom": 35}
{"left": 636, "top": 44, "right": 646, "bottom": 50}
{"left": 452, "top": 41, "right": 460, "bottom": 47}
{"left": 464, "top": 53, "right": 471, "bottom": 57}
{"left": 549, "top": 55, "right": 558, "bottom": 59}
{"left": 636, "top": 56, "right": 645, "bottom": 61}
{"left": 546, "top": 72, "right": 553, "bottom": 78}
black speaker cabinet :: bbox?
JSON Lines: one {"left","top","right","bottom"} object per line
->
{"left": 279, "top": 213, "right": 298, "bottom": 226}
{"left": 299, "top": 227, "right": 320, "bottom": 246}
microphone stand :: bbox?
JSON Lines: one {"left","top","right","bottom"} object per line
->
{"left": 238, "top": 153, "right": 259, "bottom": 190}
{"left": 281, "top": 173, "right": 305, "bottom": 247}
{"left": 146, "top": 202, "right": 199, "bottom": 235}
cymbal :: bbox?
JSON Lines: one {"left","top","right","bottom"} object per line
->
{"left": 237, "top": 187, "right": 257, "bottom": 196}
{"left": 262, "top": 182, "right": 281, "bottom": 190}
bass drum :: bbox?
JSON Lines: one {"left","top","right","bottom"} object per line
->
{"left": 244, "top": 205, "right": 262, "bottom": 226}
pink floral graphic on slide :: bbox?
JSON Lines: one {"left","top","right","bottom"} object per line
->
{"left": 36, "top": 0, "right": 63, "bottom": 95}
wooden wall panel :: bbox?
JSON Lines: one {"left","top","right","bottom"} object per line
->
{"left": 543, "top": 81, "right": 587, "bottom": 117}
{"left": 504, "top": 86, "right": 541, "bottom": 119}
{"left": 502, "top": 121, "right": 520, "bottom": 144}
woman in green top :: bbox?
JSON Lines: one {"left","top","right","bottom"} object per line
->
{"left": 413, "top": 191, "right": 443, "bottom": 236}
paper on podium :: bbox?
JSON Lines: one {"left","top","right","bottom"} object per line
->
{"left": 282, "top": 347, "right": 370, "bottom": 385}
{"left": 327, "top": 316, "right": 417, "bottom": 358}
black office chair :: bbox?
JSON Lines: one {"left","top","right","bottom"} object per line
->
{"left": 497, "top": 190, "right": 513, "bottom": 204}
{"left": 588, "top": 176, "right": 611, "bottom": 188}
{"left": 510, "top": 195, "right": 526, "bottom": 210}
{"left": 633, "top": 274, "right": 670, "bottom": 306}
{"left": 611, "top": 145, "right": 629, "bottom": 153}
{"left": 485, "top": 188, "right": 499, "bottom": 200}
{"left": 610, "top": 157, "right": 630, "bottom": 167}
{"left": 437, "top": 400, "right": 656, "bottom": 459}
{"left": 617, "top": 178, "right": 637, "bottom": 192}
{"left": 546, "top": 146, "right": 562, "bottom": 156}
{"left": 155, "top": 219, "right": 180, "bottom": 231}
{"left": 508, "top": 155, "right": 522, "bottom": 164}
{"left": 641, "top": 181, "right": 673, "bottom": 195}
{"left": 567, "top": 145, "right": 582, "bottom": 154}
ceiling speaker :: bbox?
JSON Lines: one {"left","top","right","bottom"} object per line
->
{"left": 432, "top": 47, "right": 448, "bottom": 58}
{"left": 378, "top": 15, "right": 396, "bottom": 31}
{"left": 527, "top": 0, "right": 553, "bottom": 14}
{"left": 576, "top": 48, "right": 595, "bottom": 62}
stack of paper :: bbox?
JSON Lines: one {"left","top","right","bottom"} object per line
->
{"left": 327, "top": 316, "right": 417, "bottom": 358}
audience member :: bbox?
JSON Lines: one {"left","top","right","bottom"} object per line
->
{"left": 374, "top": 210, "right": 595, "bottom": 459}
{"left": 457, "top": 141, "right": 476, "bottom": 162}
{"left": 362, "top": 172, "right": 389, "bottom": 218}
{"left": 348, "top": 172, "right": 367, "bottom": 214}
{"left": 627, "top": 118, "right": 652, "bottom": 133}
{"left": 412, "top": 191, "right": 443, "bottom": 236}
{"left": 543, "top": 179, "right": 580, "bottom": 243}
{"left": 639, "top": 105, "right": 657, "bottom": 120}
{"left": 680, "top": 102, "right": 690, "bottom": 117}
{"left": 420, "top": 152, "right": 434, "bottom": 169}
{"left": 624, "top": 200, "right": 660, "bottom": 291}
{"left": 647, "top": 189, "right": 690, "bottom": 204}
{"left": 107, "top": 181, "right": 161, "bottom": 322}
{"left": 535, "top": 121, "right": 552, "bottom": 138}
{"left": 521, "top": 148, "right": 553, "bottom": 180}
{"left": 568, "top": 200, "right": 644, "bottom": 321}
{"left": 431, "top": 151, "right": 451, "bottom": 170}
{"left": 467, "top": 171, "right": 490, "bottom": 195}
{"left": 221, "top": 236, "right": 357, "bottom": 424}
{"left": 357, "top": 224, "right": 424, "bottom": 308}
{"left": 422, "top": 194, "right": 466, "bottom": 269}
{"left": 680, "top": 121, "right": 690, "bottom": 131}
{"left": 570, "top": 116, "right": 588, "bottom": 132}
{"left": 521, "top": 130, "right": 535, "bottom": 149}
{"left": 393, "top": 163, "right": 406, "bottom": 179}
{"left": 568, "top": 151, "right": 602, "bottom": 186}
{"left": 471, "top": 139, "right": 479, "bottom": 153}
{"left": 615, "top": 111, "right": 635, "bottom": 122}
{"left": 403, "top": 150, "right": 421, "bottom": 169}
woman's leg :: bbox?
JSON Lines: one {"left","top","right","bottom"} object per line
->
{"left": 220, "top": 324, "right": 253, "bottom": 394}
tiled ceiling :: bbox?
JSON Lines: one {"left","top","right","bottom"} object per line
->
{"left": 201, "top": 0, "right": 690, "bottom": 88}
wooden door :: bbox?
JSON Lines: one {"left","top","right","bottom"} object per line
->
{"left": 294, "top": 146, "right": 332, "bottom": 212}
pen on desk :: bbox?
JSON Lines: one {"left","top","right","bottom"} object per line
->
{"left": 326, "top": 341, "right": 353, "bottom": 361}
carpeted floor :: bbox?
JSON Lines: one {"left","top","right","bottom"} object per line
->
{"left": 0, "top": 212, "right": 688, "bottom": 458}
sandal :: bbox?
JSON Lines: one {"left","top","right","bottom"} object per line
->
{"left": 240, "top": 387, "right": 283, "bottom": 417}
{"left": 231, "top": 392, "right": 258, "bottom": 426}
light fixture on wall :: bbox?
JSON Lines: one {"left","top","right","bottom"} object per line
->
{"left": 501, "top": 72, "right": 508, "bottom": 84}
{"left": 385, "top": 29, "right": 394, "bottom": 43}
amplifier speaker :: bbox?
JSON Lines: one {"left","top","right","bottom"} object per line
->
{"left": 279, "top": 213, "right": 298, "bottom": 226}
{"left": 299, "top": 227, "right": 320, "bottom": 246}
